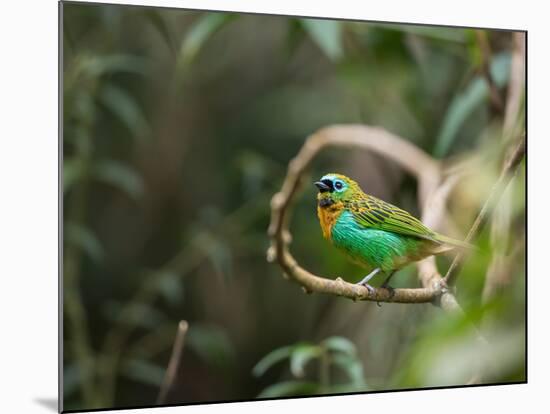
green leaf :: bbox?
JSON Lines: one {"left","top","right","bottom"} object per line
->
{"left": 71, "top": 92, "right": 96, "bottom": 129}
{"left": 332, "top": 353, "right": 366, "bottom": 387}
{"left": 490, "top": 52, "right": 511, "bottom": 85}
{"left": 178, "top": 13, "right": 234, "bottom": 67}
{"left": 65, "top": 222, "right": 104, "bottom": 263}
{"left": 301, "top": 19, "right": 343, "bottom": 61}
{"left": 257, "top": 380, "right": 319, "bottom": 398}
{"left": 143, "top": 10, "right": 174, "bottom": 53}
{"left": 381, "top": 23, "right": 467, "bottom": 43}
{"left": 92, "top": 160, "right": 144, "bottom": 199}
{"left": 63, "top": 158, "right": 87, "bottom": 192}
{"left": 283, "top": 19, "right": 306, "bottom": 59}
{"left": 156, "top": 272, "right": 184, "bottom": 306}
{"left": 99, "top": 83, "right": 151, "bottom": 141}
{"left": 103, "top": 301, "right": 166, "bottom": 328}
{"left": 322, "top": 336, "right": 357, "bottom": 356}
{"left": 434, "top": 52, "right": 511, "bottom": 157}
{"left": 253, "top": 346, "right": 293, "bottom": 377}
{"left": 123, "top": 359, "right": 166, "bottom": 387}
{"left": 290, "top": 344, "right": 321, "bottom": 377}
{"left": 194, "top": 232, "right": 233, "bottom": 280}
{"left": 186, "top": 324, "right": 236, "bottom": 371}
{"left": 81, "top": 54, "right": 149, "bottom": 78}
{"left": 63, "top": 363, "right": 91, "bottom": 397}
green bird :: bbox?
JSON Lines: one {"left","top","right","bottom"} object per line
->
{"left": 314, "top": 173, "right": 471, "bottom": 293}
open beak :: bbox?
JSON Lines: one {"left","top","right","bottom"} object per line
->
{"left": 314, "top": 181, "right": 331, "bottom": 193}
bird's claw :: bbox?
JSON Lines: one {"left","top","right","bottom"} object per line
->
{"left": 356, "top": 281, "right": 376, "bottom": 295}
{"left": 375, "top": 282, "right": 395, "bottom": 306}
{"left": 381, "top": 283, "right": 395, "bottom": 299}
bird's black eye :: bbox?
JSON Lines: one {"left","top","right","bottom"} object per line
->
{"left": 334, "top": 181, "right": 343, "bottom": 190}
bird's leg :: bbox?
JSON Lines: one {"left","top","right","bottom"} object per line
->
{"left": 356, "top": 268, "right": 380, "bottom": 294}
{"left": 375, "top": 271, "right": 396, "bottom": 307}
{"left": 380, "top": 271, "right": 396, "bottom": 289}
{"left": 378, "top": 271, "right": 396, "bottom": 303}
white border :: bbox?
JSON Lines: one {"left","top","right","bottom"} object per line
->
{"left": 1, "top": 1, "right": 546, "bottom": 413}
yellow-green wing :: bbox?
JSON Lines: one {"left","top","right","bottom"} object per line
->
{"left": 346, "top": 195, "right": 439, "bottom": 242}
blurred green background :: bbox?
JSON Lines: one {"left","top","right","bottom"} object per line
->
{"left": 62, "top": 2, "right": 525, "bottom": 411}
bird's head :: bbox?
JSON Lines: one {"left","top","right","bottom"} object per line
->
{"left": 314, "top": 173, "right": 362, "bottom": 207}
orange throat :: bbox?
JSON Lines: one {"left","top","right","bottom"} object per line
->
{"left": 317, "top": 201, "right": 344, "bottom": 240}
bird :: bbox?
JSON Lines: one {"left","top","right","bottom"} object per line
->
{"left": 314, "top": 173, "right": 472, "bottom": 294}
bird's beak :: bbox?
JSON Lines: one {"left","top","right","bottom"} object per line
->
{"left": 314, "top": 181, "right": 331, "bottom": 193}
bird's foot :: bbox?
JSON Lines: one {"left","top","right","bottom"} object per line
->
{"left": 377, "top": 270, "right": 397, "bottom": 304}
{"left": 381, "top": 282, "right": 395, "bottom": 299}
{"left": 356, "top": 281, "right": 376, "bottom": 295}
{"left": 375, "top": 281, "right": 395, "bottom": 307}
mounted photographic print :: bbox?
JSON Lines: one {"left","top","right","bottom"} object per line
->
{"left": 60, "top": 1, "right": 526, "bottom": 412}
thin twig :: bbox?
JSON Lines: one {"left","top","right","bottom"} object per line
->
{"left": 464, "top": 32, "right": 527, "bottom": 384}
{"left": 482, "top": 185, "right": 513, "bottom": 302}
{"left": 157, "top": 320, "right": 189, "bottom": 405}
{"left": 503, "top": 33, "right": 526, "bottom": 138}
{"left": 97, "top": 193, "right": 270, "bottom": 404}
{"left": 482, "top": 32, "right": 525, "bottom": 302}
{"left": 443, "top": 134, "right": 526, "bottom": 286}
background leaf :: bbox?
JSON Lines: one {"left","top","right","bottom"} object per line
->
{"left": 80, "top": 54, "right": 149, "bottom": 78}
{"left": 290, "top": 344, "right": 321, "bottom": 377}
{"left": 332, "top": 353, "right": 366, "bottom": 387}
{"left": 123, "top": 359, "right": 166, "bottom": 387}
{"left": 63, "top": 158, "right": 87, "bottom": 192}
{"left": 178, "top": 13, "right": 235, "bottom": 68}
{"left": 65, "top": 222, "right": 104, "bottom": 263}
{"left": 156, "top": 272, "right": 184, "bottom": 306}
{"left": 193, "top": 232, "right": 233, "bottom": 280}
{"left": 103, "top": 302, "right": 166, "bottom": 329}
{"left": 99, "top": 83, "right": 151, "bottom": 141}
{"left": 322, "top": 336, "right": 357, "bottom": 356}
{"left": 434, "top": 53, "right": 511, "bottom": 157}
{"left": 142, "top": 10, "right": 174, "bottom": 53}
{"left": 301, "top": 19, "right": 343, "bottom": 61}
{"left": 252, "top": 345, "right": 293, "bottom": 377}
{"left": 186, "top": 324, "right": 236, "bottom": 371}
{"left": 92, "top": 160, "right": 144, "bottom": 199}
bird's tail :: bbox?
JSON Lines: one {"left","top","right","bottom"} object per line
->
{"left": 434, "top": 233, "right": 477, "bottom": 250}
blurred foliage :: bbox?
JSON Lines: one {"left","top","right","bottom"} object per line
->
{"left": 434, "top": 52, "right": 511, "bottom": 157}
{"left": 62, "top": 2, "right": 525, "bottom": 411}
{"left": 253, "top": 336, "right": 367, "bottom": 397}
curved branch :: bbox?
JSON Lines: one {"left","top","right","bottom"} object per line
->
{"left": 268, "top": 124, "right": 446, "bottom": 304}
{"left": 273, "top": 248, "right": 439, "bottom": 303}
{"left": 267, "top": 123, "right": 524, "bottom": 310}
